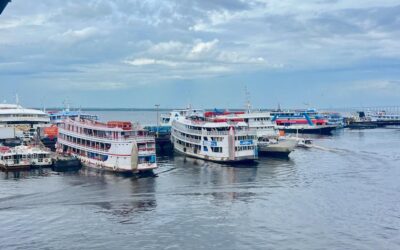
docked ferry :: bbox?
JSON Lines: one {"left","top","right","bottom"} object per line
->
{"left": 216, "top": 111, "right": 297, "bottom": 157}
{"left": 49, "top": 109, "right": 98, "bottom": 125}
{"left": 57, "top": 118, "right": 157, "bottom": 174}
{"left": 0, "top": 146, "right": 52, "bottom": 170}
{"left": 171, "top": 110, "right": 258, "bottom": 163}
{"left": 0, "top": 104, "right": 50, "bottom": 129}
{"left": 271, "top": 109, "right": 337, "bottom": 135}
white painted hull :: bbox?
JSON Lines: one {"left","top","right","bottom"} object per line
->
{"left": 258, "top": 139, "right": 297, "bottom": 156}
{"left": 173, "top": 143, "right": 256, "bottom": 163}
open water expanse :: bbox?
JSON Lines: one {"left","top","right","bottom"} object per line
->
{"left": 1, "top": 111, "right": 399, "bottom": 250}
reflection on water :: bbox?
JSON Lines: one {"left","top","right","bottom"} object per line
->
{"left": 1, "top": 168, "right": 53, "bottom": 180}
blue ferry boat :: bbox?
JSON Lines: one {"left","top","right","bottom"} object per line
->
{"left": 48, "top": 110, "right": 98, "bottom": 124}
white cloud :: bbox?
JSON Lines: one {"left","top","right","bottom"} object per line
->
{"left": 349, "top": 80, "right": 400, "bottom": 92}
{"left": 190, "top": 39, "right": 219, "bottom": 55}
{"left": 1, "top": 0, "right": 399, "bottom": 90}
{"left": 57, "top": 82, "right": 130, "bottom": 90}
{"left": 123, "top": 58, "right": 178, "bottom": 67}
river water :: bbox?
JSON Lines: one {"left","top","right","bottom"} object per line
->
{"left": 0, "top": 111, "right": 399, "bottom": 250}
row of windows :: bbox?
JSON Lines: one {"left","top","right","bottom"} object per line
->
{"left": 175, "top": 139, "right": 201, "bottom": 150}
{"left": 184, "top": 124, "right": 231, "bottom": 132}
{"left": 253, "top": 126, "right": 275, "bottom": 130}
{"left": 1, "top": 154, "right": 50, "bottom": 160}
{"left": 211, "top": 147, "right": 223, "bottom": 153}
{"left": 174, "top": 130, "right": 201, "bottom": 140}
{"left": 0, "top": 114, "right": 48, "bottom": 118}
{"left": 235, "top": 146, "right": 255, "bottom": 151}
{"left": 60, "top": 133, "right": 112, "bottom": 150}
{"left": 251, "top": 118, "right": 270, "bottom": 121}
{"left": 235, "top": 135, "right": 256, "bottom": 140}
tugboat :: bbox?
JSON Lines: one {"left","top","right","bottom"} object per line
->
{"left": 52, "top": 155, "right": 81, "bottom": 172}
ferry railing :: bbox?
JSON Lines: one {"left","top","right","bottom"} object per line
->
{"left": 58, "top": 138, "right": 110, "bottom": 153}
{"left": 205, "top": 131, "right": 228, "bottom": 136}
{"left": 172, "top": 131, "right": 201, "bottom": 144}
{"left": 172, "top": 123, "right": 202, "bottom": 135}
{"left": 59, "top": 137, "right": 156, "bottom": 154}
{"left": 59, "top": 128, "right": 155, "bottom": 142}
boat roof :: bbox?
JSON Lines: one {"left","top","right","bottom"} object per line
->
{"left": 220, "top": 112, "right": 271, "bottom": 119}
{"left": 179, "top": 117, "right": 248, "bottom": 128}
{"left": 0, "top": 146, "right": 51, "bottom": 156}
{"left": 0, "top": 104, "right": 48, "bottom": 116}
{"left": 64, "top": 118, "right": 144, "bottom": 132}
{"left": 49, "top": 110, "right": 97, "bottom": 117}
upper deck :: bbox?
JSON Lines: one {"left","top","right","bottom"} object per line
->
{"left": 59, "top": 118, "right": 153, "bottom": 142}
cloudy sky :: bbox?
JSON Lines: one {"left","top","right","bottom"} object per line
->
{"left": 0, "top": 0, "right": 399, "bottom": 109}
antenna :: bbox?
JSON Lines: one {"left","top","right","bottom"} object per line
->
{"left": 245, "top": 85, "right": 251, "bottom": 113}
{"left": 63, "top": 99, "right": 70, "bottom": 112}
{"left": 15, "top": 93, "right": 20, "bottom": 106}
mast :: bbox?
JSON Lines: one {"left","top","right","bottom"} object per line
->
{"left": 245, "top": 86, "right": 251, "bottom": 113}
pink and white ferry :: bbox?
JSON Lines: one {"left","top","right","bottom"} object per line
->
{"left": 56, "top": 118, "right": 157, "bottom": 174}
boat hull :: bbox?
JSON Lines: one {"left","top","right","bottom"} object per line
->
{"left": 75, "top": 155, "right": 156, "bottom": 174}
{"left": 0, "top": 162, "right": 52, "bottom": 171}
{"left": 173, "top": 146, "right": 257, "bottom": 164}
{"left": 52, "top": 158, "right": 82, "bottom": 172}
{"left": 279, "top": 126, "right": 337, "bottom": 135}
{"left": 258, "top": 139, "right": 297, "bottom": 158}
{"left": 347, "top": 122, "right": 378, "bottom": 129}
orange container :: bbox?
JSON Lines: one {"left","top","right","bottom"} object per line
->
{"left": 44, "top": 125, "right": 58, "bottom": 138}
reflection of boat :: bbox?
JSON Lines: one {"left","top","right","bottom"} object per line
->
{"left": 57, "top": 118, "right": 157, "bottom": 174}
{"left": 0, "top": 146, "right": 52, "bottom": 170}
{"left": 171, "top": 110, "right": 258, "bottom": 163}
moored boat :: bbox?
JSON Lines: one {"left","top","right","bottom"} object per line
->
{"left": 271, "top": 109, "right": 337, "bottom": 135}
{"left": 0, "top": 146, "right": 52, "bottom": 170}
{"left": 57, "top": 118, "right": 157, "bottom": 174}
{"left": 171, "top": 110, "right": 258, "bottom": 163}
{"left": 216, "top": 111, "right": 297, "bottom": 157}
{"left": 257, "top": 136, "right": 297, "bottom": 157}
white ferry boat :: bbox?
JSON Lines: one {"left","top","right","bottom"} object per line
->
{"left": 0, "top": 104, "right": 50, "bottom": 129}
{"left": 0, "top": 146, "right": 52, "bottom": 170}
{"left": 160, "top": 109, "right": 204, "bottom": 127}
{"left": 57, "top": 118, "right": 157, "bottom": 173}
{"left": 171, "top": 111, "right": 258, "bottom": 163}
{"left": 49, "top": 109, "right": 98, "bottom": 125}
{"left": 217, "top": 111, "right": 297, "bottom": 157}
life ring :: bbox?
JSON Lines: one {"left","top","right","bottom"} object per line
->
{"left": 44, "top": 159, "right": 49, "bottom": 163}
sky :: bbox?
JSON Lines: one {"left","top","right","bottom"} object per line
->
{"left": 0, "top": 0, "right": 399, "bottom": 109}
